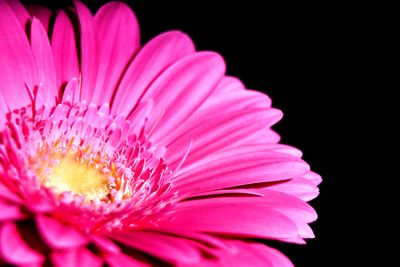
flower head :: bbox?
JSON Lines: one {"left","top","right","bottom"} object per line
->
{"left": 0, "top": 0, "right": 321, "bottom": 266}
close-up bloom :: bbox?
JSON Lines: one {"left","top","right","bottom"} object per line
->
{"left": 0, "top": 0, "right": 321, "bottom": 266}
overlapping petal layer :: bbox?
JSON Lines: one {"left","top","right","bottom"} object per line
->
{"left": 0, "top": 1, "right": 320, "bottom": 266}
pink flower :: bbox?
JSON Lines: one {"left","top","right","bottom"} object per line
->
{"left": 0, "top": 0, "right": 321, "bottom": 266}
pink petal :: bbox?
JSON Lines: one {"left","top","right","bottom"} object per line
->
{"left": 164, "top": 108, "right": 283, "bottom": 167}
{"left": 268, "top": 176, "right": 320, "bottom": 202}
{"left": 0, "top": 182, "right": 22, "bottom": 203}
{"left": 212, "top": 75, "right": 246, "bottom": 95}
{"left": 172, "top": 192, "right": 316, "bottom": 242}
{"left": 92, "top": 235, "right": 121, "bottom": 254}
{"left": 142, "top": 52, "right": 226, "bottom": 141}
{"left": 245, "top": 128, "right": 282, "bottom": 144}
{"left": 111, "top": 31, "right": 195, "bottom": 115}
{"left": 51, "top": 248, "right": 102, "bottom": 267}
{"left": 207, "top": 240, "right": 294, "bottom": 267}
{"left": 153, "top": 229, "right": 232, "bottom": 251}
{"left": 0, "top": 222, "right": 44, "bottom": 265}
{"left": 62, "top": 78, "right": 80, "bottom": 104}
{"left": 0, "top": 200, "right": 23, "bottom": 221}
{"left": 5, "top": 0, "right": 30, "bottom": 29}
{"left": 199, "top": 88, "right": 272, "bottom": 116}
{"left": 257, "top": 144, "right": 303, "bottom": 157}
{"left": 51, "top": 10, "right": 80, "bottom": 91}
{"left": 126, "top": 100, "right": 154, "bottom": 135}
{"left": 162, "top": 89, "right": 274, "bottom": 148}
{"left": 156, "top": 198, "right": 299, "bottom": 240}
{"left": 31, "top": 17, "right": 57, "bottom": 106}
{"left": 74, "top": 0, "right": 98, "bottom": 102}
{"left": 91, "top": 1, "right": 140, "bottom": 104}
{"left": 208, "top": 76, "right": 271, "bottom": 108}
{"left": 105, "top": 253, "right": 151, "bottom": 267}
{"left": 26, "top": 4, "right": 52, "bottom": 33}
{"left": 193, "top": 188, "right": 264, "bottom": 198}
{"left": 303, "top": 171, "right": 322, "bottom": 185}
{"left": 170, "top": 146, "right": 309, "bottom": 196}
{"left": 35, "top": 215, "right": 89, "bottom": 249}
{"left": 0, "top": 1, "right": 37, "bottom": 112}
{"left": 252, "top": 189, "right": 317, "bottom": 239}
{"left": 110, "top": 231, "right": 202, "bottom": 265}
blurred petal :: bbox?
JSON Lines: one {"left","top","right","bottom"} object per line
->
{"left": 0, "top": 182, "right": 22, "bottom": 203}
{"left": 36, "top": 215, "right": 89, "bottom": 249}
{"left": 105, "top": 253, "right": 151, "bottom": 267}
{"left": 92, "top": 235, "right": 121, "bottom": 254}
{"left": 0, "top": 222, "right": 44, "bottom": 265}
{"left": 5, "top": 0, "right": 30, "bottom": 29}
{"left": 0, "top": 200, "right": 23, "bottom": 221}
{"left": 51, "top": 247, "right": 102, "bottom": 267}
{"left": 111, "top": 231, "right": 202, "bottom": 265}
{"left": 26, "top": 4, "right": 52, "bottom": 32}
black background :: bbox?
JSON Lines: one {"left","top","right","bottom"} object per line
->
{"left": 21, "top": 0, "right": 375, "bottom": 266}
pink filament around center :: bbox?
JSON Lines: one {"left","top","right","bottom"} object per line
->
{"left": 0, "top": 99, "right": 177, "bottom": 233}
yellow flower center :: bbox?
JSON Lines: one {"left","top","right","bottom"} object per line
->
{"left": 43, "top": 153, "right": 110, "bottom": 200}
{"left": 33, "top": 146, "right": 113, "bottom": 201}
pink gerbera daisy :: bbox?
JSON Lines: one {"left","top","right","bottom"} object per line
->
{"left": 0, "top": 0, "right": 321, "bottom": 266}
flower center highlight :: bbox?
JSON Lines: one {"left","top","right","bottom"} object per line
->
{"left": 38, "top": 151, "right": 111, "bottom": 201}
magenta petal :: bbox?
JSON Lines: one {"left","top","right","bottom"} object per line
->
{"left": 157, "top": 198, "right": 298, "bottom": 240}
{"left": 26, "top": 4, "right": 52, "bottom": 32}
{"left": 193, "top": 188, "right": 264, "bottom": 198}
{"left": 208, "top": 240, "right": 294, "bottom": 267}
{"left": 154, "top": 230, "right": 232, "bottom": 251}
{"left": 143, "top": 52, "right": 226, "bottom": 141}
{"left": 111, "top": 231, "right": 202, "bottom": 265}
{"left": 0, "top": 1, "right": 37, "bottom": 112}
{"left": 212, "top": 76, "right": 246, "bottom": 95}
{"left": 105, "top": 253, "right": 151, "bottom": 267}
{"left": 0, "top": 200, "right": 23, "bottom": 221}
{"left": 5, "top": 0, "right": 30, "bottom": 29}
{"left": 0, "top": 182, "right": 22, "bottom": 203}
{"left": 253, "top": 190, "right": 317, "bottom": 239}
{"left": 31, "top": 17, "right": 57, "bottom": 106}
{"left": 164, "top": 108, "right": 283, "bottom": 167}
{"left": 92, "top": 235, "right": 121, "bottom": 254}
{"left": 62, "top": 78, "right": 80, "bottom": 104}
{"left": 91, "top": 1, "right": 140, "bottom": 105}
{"left": 172, "top": 146, "right": 309, "bottom": 195}
{"left": 197, "top": 89, "right": 272, "bottom": 120}
{"left": 268, "top": 176, "right": 320, "bottom": 202}
{"left": 202, "top": 76, "right": 271, "bottom": 115}
{"left": 51, "top": 248, "right": 102, "bottom": 267}
{"left": 111, "top": 31, "right": 195, "bottom": 115}
{"left": 126, "top": 100, "right": 154, "bottom": 135}
{"left": 303, "top": 171, "right": 322, "bottom": 185}
{"left": 36, "top": 215, "right": 89, "bottom": 249}
{"left": 51, "top": 10, "right": 80, "bottom": 91}
{"left": 74, "top": 0, "right": 98, "bottom": 102}
{"left": 0, "top": 222, "right": 44, "bottom": 265}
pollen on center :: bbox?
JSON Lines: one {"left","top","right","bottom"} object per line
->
{"left": 40, "top": 152, "right": 111, "bottom": 201}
